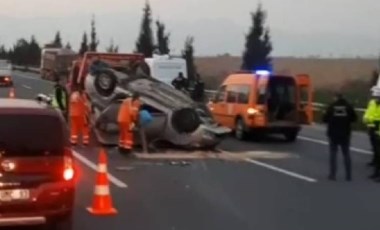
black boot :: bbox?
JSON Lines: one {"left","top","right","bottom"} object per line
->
{"left": 369, "top": 171, "right": 380, "bottom": 179}
{"left": 367, "top": 161, "right": 375, "bottom": 167}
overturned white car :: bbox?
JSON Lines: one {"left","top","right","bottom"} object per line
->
{"left": 70, "top": 53, "right": 231, "bottom": 149}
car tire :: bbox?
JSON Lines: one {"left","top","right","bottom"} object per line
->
{"left": 235, "top": 118, "right": 248, "bottom": 140}
{"left": 283, "top": 129, "right": 299, "bottom": 142}
{"left": 171, "top": 108, "right": 201, "bottom": 133}
{"left": 94, "top": 70, "right": 117, "bottom": 97}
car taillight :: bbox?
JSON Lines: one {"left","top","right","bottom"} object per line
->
{"left": 4, "top": 77, "right": 10, "bottom": 82}
{"left": 64, "top": 167, "right": 74, "bottom": 181}
{"left": 63, "top": 148, "right": 75, "bottom": 181}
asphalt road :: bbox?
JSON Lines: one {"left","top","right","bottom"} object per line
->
{"left": 1, "top": 70, "right": 379, "bottom": 230}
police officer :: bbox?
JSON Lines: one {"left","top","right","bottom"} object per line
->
{"left": 52, "top": 77, "right": 69, "bottom": 120}
{"left": 191, "top": 73, "right": 205, "bottom": 102}
{"left": 171, "top": 72, "right": 188, "bottom": 91}
{"left": 363, "top": 91, "right": 380, "bottom": 169}
{"left": 323, "top": 93, "right": 357, "bottom": 181}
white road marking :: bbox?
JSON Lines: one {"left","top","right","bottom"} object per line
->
{"left": 217, "top": 149, "right": 317, "bottom": 183}
{"left": 244, "top": 158, "right": 317, "bottom": 183}
{"left": 72, "top": 151, "right": 128, "bottom": 188}
{"left": 298, "top": 136, "right": 371, "bottom": 155}
{"left": 22, "top": 85, "right": 32, "bottom": 89}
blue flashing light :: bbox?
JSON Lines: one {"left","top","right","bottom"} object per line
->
{"left": 254, "top": 70, "right": 271, "bottom": 75}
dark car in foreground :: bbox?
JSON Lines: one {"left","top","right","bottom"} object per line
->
{"left": 0, "top": 99, "right": 75, "bottom": 229}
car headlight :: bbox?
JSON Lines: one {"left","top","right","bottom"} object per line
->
{"left": 247, "top": 108, "right": 259, "bottom": 115}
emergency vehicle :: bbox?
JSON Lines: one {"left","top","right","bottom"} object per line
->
{"left": 144, "top": 54, "right": 188, "bottom": 86}
{"left": 67, "top": 52, "right": 145, "bottom": 93}
{"left": 208, "top": 70, "right": 313, "bottom": 141}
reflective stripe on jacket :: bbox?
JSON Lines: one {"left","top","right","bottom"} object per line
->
{"left": 52, "top": 87, "right": 68, "bottom": 110}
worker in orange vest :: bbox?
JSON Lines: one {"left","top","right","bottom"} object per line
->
{"left": 117, "top": 92, "right": 141, "bottom": 153}
{"left": 69, "top": 86, "right": 90, "bottom": 145}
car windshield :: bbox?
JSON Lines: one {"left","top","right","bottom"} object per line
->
{"left": 0, "top": 114, "right": 65, "bottom": 156}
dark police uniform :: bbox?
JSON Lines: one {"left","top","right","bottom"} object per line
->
{"left": 323, "top": 95, "right": 357, "bottom": 181}
{"left": 171, "top": 73, "right": 188, "bottom": 91}
{"left": 192, "top": 78, "right": 205, "bottom": 102}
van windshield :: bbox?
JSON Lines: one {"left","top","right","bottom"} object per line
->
{"left": 0, "top": 114, "right": 65, "bottom": 156}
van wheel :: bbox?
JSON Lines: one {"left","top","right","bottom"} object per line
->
{"left": 235, "top": 118, "right": 248, "bottom": 140}
{"left": 284, "top": 129, "right": 298, "bottom": 142}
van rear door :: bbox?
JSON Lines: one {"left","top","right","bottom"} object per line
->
{"left": 295, "top": 74, "right": 313, "bottom": 124}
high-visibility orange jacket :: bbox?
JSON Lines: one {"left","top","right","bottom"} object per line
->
{"left": 117, "top": 98, "right": 141, "bottom": 124}
{"left": 69, "top": 92, "right": 89, "bottom": 117}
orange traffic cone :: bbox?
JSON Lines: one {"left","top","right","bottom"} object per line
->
{"left": 8, "top": 88, "right": 15, "bottom": 98}
{"left": 87, "top": 149, "right": 117, "bottom": 215}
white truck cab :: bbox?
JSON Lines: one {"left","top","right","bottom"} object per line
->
{"left": 144, "top": 54, "right": 187, "bottom": 86}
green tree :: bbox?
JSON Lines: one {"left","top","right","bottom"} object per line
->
{"left": 106, "top": 39, "right": 119, "bottom": 53}
{"left": 370, "top": 70, "right": 379, "bottom": 87}
{"left": 79, "top": 32, "right": 89, "bottom": 56}
{"left": 135, "top": 1, "right": 155, "bottom": 57}
{"left": 65, "top": 42, "right": 72, "bottom": 50}
{"left": 182, "top": 36, "right": 196, "bottom": 84}
{"left": 53, "top": 31, "right": 63, "bottom": 48}
{"left": 89, "top": 17, "right": 99, "bottom": 52}
{"left": 241, "top": 4, "right": 272, "bottom": 71}
{"left": 11, "top": 38, "right": 30, "bottom": 66}
{"left": 155, "top": 20, "right": 170, "bottom": 54}
{"left": 28, "top": 36, "right": 41, "bottom": 66}
{"left": 0, "top": 45, "right": 8, "bottom": 59}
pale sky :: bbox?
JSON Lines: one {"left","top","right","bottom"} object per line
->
{"left": 0, "top": 0, "right": 379, "bottom": 57}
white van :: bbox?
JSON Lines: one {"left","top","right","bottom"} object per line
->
{"left": 144, "top": 54, "right": 187, "bottom": 86}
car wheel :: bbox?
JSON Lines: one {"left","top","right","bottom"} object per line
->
{"left": 171, "top": 108, "right": 201, "bottom": 133}
{"left": 235, "top": 118, "right": 248, "bottom": 140}
{"left": 283, "top": 129, "right": 298, "bottom": 142}
{"left": 94, "top": 70, "right": 117, "bottom": 97}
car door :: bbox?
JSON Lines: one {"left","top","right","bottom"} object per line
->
{"left": 225, "top": 85, "right": 238, "bottom": 128}
{"left": 295, "top": 74, "right": 313, "bottom": 124}
{"left": 209, "top": 85, "right": 227, "bottom": 125}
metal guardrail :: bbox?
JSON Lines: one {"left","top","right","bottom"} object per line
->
{"left": 14, "top": 65, "right": 366, "bottom": 113}
{"left": 203, "top": 89, "right": 366, "bottom": 113}
{"left": 13, "top": 65, "right": 40, "bottom": 73}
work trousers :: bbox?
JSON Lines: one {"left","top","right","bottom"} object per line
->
{"left": 329, "top": 137, "right": 352, "bottom": 180}
{"left": 371, "top": 135, "right": 380, "bottom": 176}
{"left": 119, "top": 123, "right": 134, "bottom": 150}
{"left": 70, "top": 116, "right": 90, "bottom": 145}
{"left": 368, "top": 128, "right": 378, "bottom": 164}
